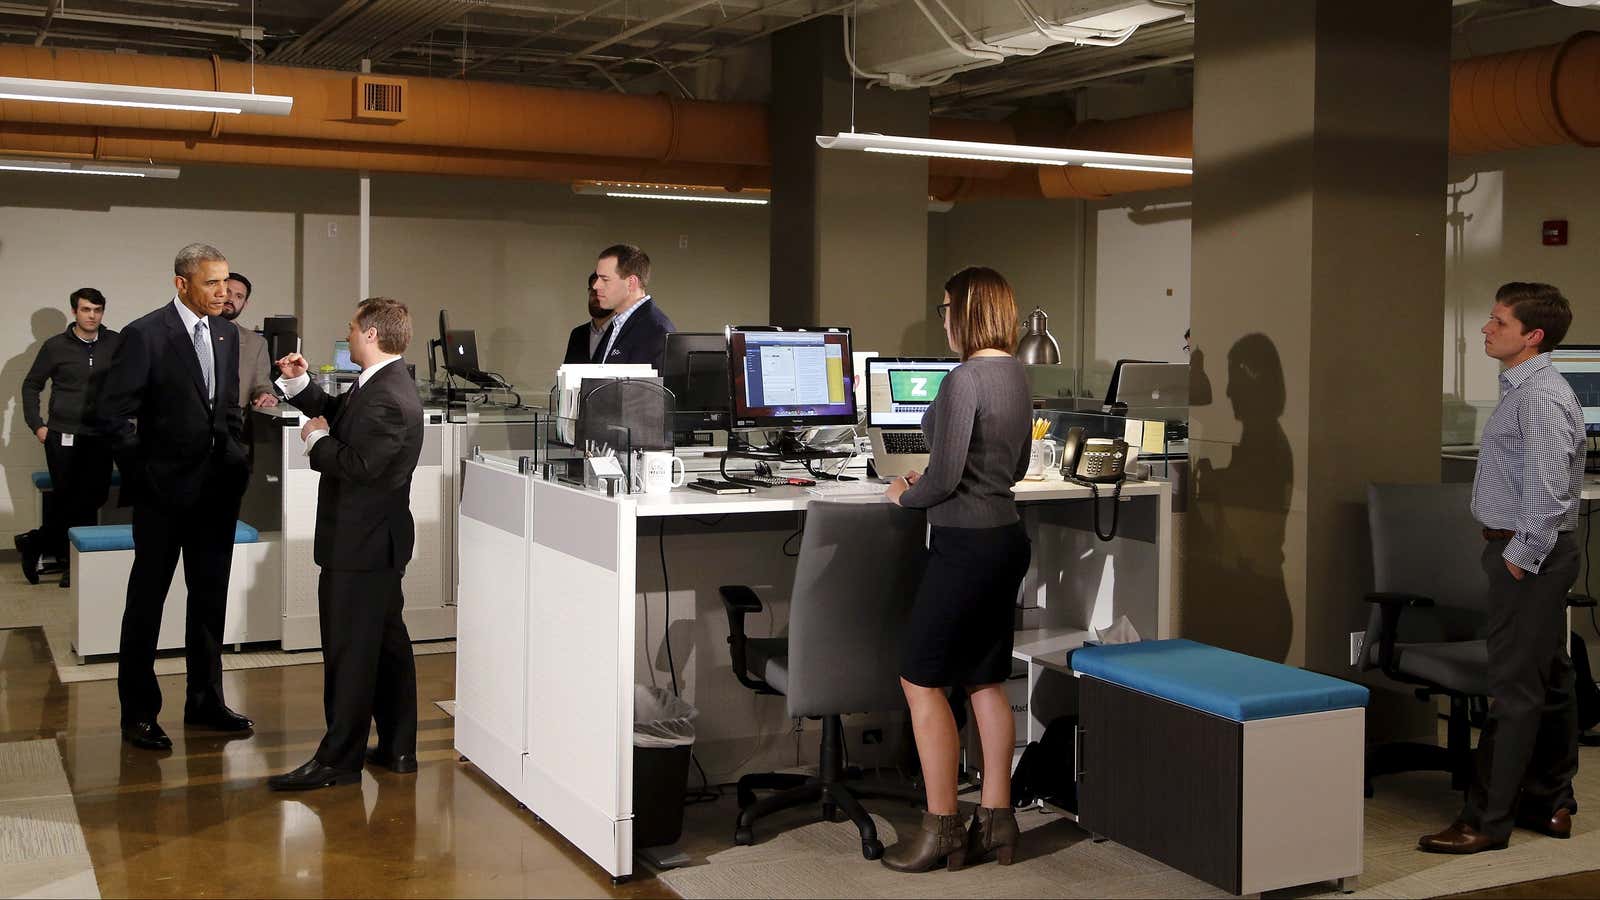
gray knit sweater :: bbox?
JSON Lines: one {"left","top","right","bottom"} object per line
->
{"left": 896, "top": 355, "right": 1032, "bottom": 528}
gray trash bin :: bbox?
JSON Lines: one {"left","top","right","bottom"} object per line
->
{"left": 633, "top": 685, "right": 697, "bottom": 848}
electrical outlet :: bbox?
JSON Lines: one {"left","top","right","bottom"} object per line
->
{"left": 1349, "top": 631, "right": 1365, "bottom": 667}
{"left": 862, "top": 728, "right": 883, "bottom": 745}
{"left": 327, "top": 221, "right": 338, "bottom": 238}
{"left": 678, "top": 233, "right": 689, "bottom": 249}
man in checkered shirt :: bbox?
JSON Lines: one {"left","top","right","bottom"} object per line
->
{"left": 1421, "top": 283, "right": 1585, "bottom": 854}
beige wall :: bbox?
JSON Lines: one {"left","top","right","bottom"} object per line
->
{"left": 926, "top": 197, "right": 1086, "bottom": 367}
{"left": 0, "top": 165, "right": 770, "bottom": 541}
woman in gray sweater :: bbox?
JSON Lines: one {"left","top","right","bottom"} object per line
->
{"left": 883, "top": 266, "right": 1032, "bottom": 872}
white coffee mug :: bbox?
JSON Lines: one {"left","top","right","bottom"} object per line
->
{"left": 1025, "top": 438, "right": 1061, "bottom": 480}
{"left": 635, "top": 451, "right": 687, "bottom": 494}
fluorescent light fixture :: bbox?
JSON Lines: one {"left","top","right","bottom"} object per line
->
{"left": 1080, "top": 162, "right": 1193, "bottom": 175}
{"left": 816, "top": 132, "right": 1191, "bottom": 175}
{"left": 573, "top": 181, "right": 769, "bottom": 205}
{"left": 0, "top": 156, "right": 181, "bottom": 178}
{"left": 0, "top": 76, "right": 293, "bottom": 116}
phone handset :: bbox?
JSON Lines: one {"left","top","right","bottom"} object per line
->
{"left": 1059, "top": 426, "right": 1127, "bottom": 541}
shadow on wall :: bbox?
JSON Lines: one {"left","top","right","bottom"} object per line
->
{"left": 0, "top": 308, "right": 69, "bottom": 529}
{"left": 1186, "top": 333, "right": 1294, "bottom": 663}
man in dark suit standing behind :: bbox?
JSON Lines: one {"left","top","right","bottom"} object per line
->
{"left": 590, "top": 244, "right": 675, "bottom": 370}
{"left": 563, "top": 271, "right": 613, "bottom": 365}
{"left": 99, "top": 243, "right": 253, "bottom": 751}
{"left": 268, "top": 297, "right": 423, "bottom": 790}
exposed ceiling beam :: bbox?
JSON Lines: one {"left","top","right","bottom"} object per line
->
{"left": 0, "top": 1, "right": 263, "bottom": 39}
{"left": 521, "top": 0, "right": 722, "bottom": 79}
{"left": 461, "top": 0, "right": 627, "bottom": 75}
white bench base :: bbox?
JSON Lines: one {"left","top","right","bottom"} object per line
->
{"left": 69, "top": 541, "right": 282, "bottom": 660}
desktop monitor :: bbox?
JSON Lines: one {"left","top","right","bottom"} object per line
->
{"left": 662, "top": 332, "right": 730, "bottom": 433}
{"left": 866, "top": 357, "right": 960, "bottom": 427}
{"left": 1551, "top": 345, "right": 1600, "bottom": 435}
{"left": 726, "top": 325, "right": 856, "bottom": 429}
{"left": 262, "top": 315, "right": 297, "bottom": 362}
{"left": 332, "top": 340, "right": 360, "bottom": 373}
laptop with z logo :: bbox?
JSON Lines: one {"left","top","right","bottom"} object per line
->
{"left": 866, "top": 357, "right": 960, "bottom": 479}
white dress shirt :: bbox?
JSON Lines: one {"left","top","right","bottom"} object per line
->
{"left": 277, "top": 354, "right": 402, "bottom": 454}
{"left": 172, "top": 297, "right": 217, "bottom": 402}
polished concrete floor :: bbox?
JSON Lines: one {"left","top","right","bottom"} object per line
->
{"left": 6, "top": 610, "right": 1600, "bottom": 899}
{"left": 0, "top": 623, "right": 672, "bottom": 899}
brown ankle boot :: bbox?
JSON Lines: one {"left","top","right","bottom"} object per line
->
{"left": 967, "top": 806, "right": 1019, "bottom": 866}
{"left": 882, "top": 812, "right": 968, "bottom": 872}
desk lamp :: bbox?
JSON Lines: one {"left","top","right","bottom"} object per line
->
{"left": 1016, "top": 307, "right": 1061, "bottom": 365}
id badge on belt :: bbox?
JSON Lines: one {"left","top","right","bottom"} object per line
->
{"left": 59, "top": 433, "right": 74, "bottom": 447}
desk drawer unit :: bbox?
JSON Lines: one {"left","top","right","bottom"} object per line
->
{"left": 1073, "top": 639, "right": 1368, "bottom": 896}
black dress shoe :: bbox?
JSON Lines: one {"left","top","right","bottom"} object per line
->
{"left": 59, "top": 570, "right": 69, "bottom": 589}
{"left": 183, "top": 703, "right": 254, "bottom": 732}
{"left": 365, "top": 747, "right": 418, "bottom": 774}
{"left": 122, "top": 721, "right": 172, "bottom": 751}
{"left": 13, "top": 532, "right": 39, "bottom": 585}
{"left": 268, "top": 759, "right": 362, "bottom": 791}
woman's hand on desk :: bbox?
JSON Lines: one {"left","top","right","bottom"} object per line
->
{"left": 886, "top": 470, "right": 919, "bottom": 506}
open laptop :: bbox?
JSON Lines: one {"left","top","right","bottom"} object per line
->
{"left": 443, "top": 328, "right": 500, "bottom": 388}
{"left": 866, "top": 357, "right": 960, "bottom": 479}
{"left": 1108, "top": 361, "right": 1189, "bottom": 408}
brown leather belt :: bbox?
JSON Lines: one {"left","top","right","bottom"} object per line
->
{"left": 1482, "top": 528, "right": 1515, "bottom": 541}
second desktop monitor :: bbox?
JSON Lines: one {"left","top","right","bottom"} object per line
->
{"left": 726, "top": 326, "right": 856, "bottom": 429}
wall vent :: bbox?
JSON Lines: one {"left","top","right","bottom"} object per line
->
{"left": 353, "top": 76, "right": 407, "bottom": 123}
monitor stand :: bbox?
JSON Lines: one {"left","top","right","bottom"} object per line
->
{"left": 717, "top": 430, "right": 856, "bottom": 485}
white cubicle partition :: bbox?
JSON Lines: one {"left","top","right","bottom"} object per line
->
{"left": 455, "top": 458, "right": 1172, "bottom": 881}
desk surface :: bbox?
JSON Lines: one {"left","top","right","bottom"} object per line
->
{"left": 611, "top": 475, "right": 1164, "bottom": 517}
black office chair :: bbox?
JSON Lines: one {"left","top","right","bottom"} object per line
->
{"left": 1360, "top": 482, "right": 1595, "bottom": 794}
{"left": 720, "top": 500, "right": 929, "bottom": 860}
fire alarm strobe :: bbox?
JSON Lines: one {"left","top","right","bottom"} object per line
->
{"left": 1543, "top": 220, "right": 1568, "bottom": 246}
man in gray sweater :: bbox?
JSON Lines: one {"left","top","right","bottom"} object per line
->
{"left": 18, "top": 288, "right": 120, "bottom": 586}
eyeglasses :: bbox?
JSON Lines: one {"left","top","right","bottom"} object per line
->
{"left": 936, "top": 302, "right": 951, "bottom": 322}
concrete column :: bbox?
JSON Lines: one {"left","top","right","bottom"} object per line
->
{"left": 1185, "top": 0, "right": 1450, "bottom": 672}
{"left": 770, "top": 16, "right": 931, "bottom": 354}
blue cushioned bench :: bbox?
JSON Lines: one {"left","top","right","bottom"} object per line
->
{"left": 68, "top": 520, "right": 277, "bottom": 658}
{"left": 69, "top": 521, "right": 259, "bottom": 553}
{"left": 1070, "top": 639, "right": 1366, "bottom": 896}
{"left": 32, "top": 469, "right": 122, "bottom": 491}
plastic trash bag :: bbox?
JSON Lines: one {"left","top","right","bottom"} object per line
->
{"left": 633, "top": 684, "right": 697, "bottom": 748}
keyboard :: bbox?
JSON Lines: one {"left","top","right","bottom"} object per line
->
{"left": 882, "top": 432, "right": 930, "bottom": 455}
{"left": 739, "top": 475, "right": 817, "bottom": 488}
{"left": 805, "top": 480, "right": 889, "bottom": 498}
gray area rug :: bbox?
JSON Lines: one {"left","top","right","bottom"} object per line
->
{"left": 661, "top": 746, "right": 1600, "bottom": 900}
{"left": 0, "top": 740, "right": 99, "bottom": 899}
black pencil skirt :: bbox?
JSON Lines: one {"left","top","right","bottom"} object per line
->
{"left": 899, "top": 521, "right": 1032, "bottom": 689}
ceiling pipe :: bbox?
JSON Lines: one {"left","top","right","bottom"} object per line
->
{"left": 1, "top": 34, "right": 1598, "bottom": 199}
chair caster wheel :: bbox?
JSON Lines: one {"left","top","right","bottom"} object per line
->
{"left": 862, "top": 839, "right": 883, "bottom": 860}
{"left": 822, "top": 802, "right": 839, "bottom": 822}
{"left": 734, "top": 826, "right": 755, "bottom": 846}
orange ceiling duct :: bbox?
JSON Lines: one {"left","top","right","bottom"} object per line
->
{"left": 0, "top": 34, "right": 1597, "bottom": 200}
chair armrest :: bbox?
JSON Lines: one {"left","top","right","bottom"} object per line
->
{"left": 719, "top": 585, "right": 778, "bottom": 696}
{"left": 720, "top": 584, "right": 764, "bottom": 615}
{"left": 1568, "top": 593, "right": 1598, "bottom": 609}
{"left": 1365, "top": 592, "right": 1436, "bottom": 608}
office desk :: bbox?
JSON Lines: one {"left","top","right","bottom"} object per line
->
{"left": 454, "top": 458, "right": 1172, "bottom": 880}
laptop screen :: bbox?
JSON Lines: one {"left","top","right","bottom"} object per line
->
{"left": 867, "top": 358, "right": 960, "bottom": 427}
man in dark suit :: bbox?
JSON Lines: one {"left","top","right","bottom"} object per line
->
{"left": 267, "top": 297, "right": 423, "bottom": 790}
{"left": 590, "top": 244, "right": 675, "bottom": 370}
{"left": 98, "top": 243, "right": 253, "bottom": 751}
{"left": 563, "top": 271, "right": 613, "bottom": 365}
